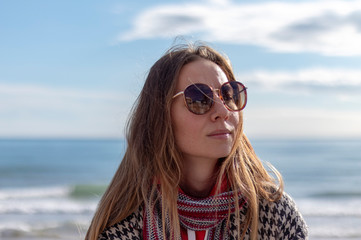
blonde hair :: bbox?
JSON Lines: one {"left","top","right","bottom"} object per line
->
{"left": 85, "top": 43, "right": 283, "bottom": 240}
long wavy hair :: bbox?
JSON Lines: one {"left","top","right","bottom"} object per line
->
{"left": 85, "top": 43, "right": 283, "bottom": 240}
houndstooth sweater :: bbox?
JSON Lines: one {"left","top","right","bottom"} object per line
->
{"left": 99, "top": 193, "right": 308, "bottom": 239}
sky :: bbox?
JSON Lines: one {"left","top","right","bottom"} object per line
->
{"left": 1, "top": 0, "right": 361, "bottom": 139}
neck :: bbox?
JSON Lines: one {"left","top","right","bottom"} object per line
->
{"left": 180, "top": 156, "right": 219, "bottom": 198}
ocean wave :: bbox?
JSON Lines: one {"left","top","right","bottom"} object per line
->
{"left": 0, "top": 219, "right": 90, "bottom": 239}
{"left": 0, "top": 185, "right": 106, "bottom": 214}
{"left": 0, "top": 186, "right": 70, "bottom": 200}
{"left": 0, "top": 198, "right": 97, "bottom": 214}
{"left": 308, "top": 217, "right": 361, "bottom": 239}
{"left": 70, "top": 184, "right": 107, "bottom": 198}
{"left": 297, "top": 198, "right": 361, "bottom": 217}
{"left": 310, "top": 191, "right": 361, "bottom": 199}
{"left": 311, "top": 231, "right": 361, "bottom": 239}
{"left": 0, "top": 184, "right": 107, "bottom": 200}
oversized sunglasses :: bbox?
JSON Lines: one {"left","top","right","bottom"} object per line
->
{"left": 172, "top": 81, "right": 247, "bottom": 115}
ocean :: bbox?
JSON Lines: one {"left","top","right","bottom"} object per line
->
{"left": 0, "top": 138, "right": 360, "bottom": 240}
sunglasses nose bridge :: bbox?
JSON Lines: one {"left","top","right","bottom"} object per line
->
{"left": 212, "top": 88, "right": 228, "bottom": 108}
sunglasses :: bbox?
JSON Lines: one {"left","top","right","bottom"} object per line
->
{"left": 172, "top": 81, "right": 247, "bottom": 115}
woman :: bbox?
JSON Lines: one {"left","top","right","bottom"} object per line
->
{"left": 86, "top": 43, "right": 308, "bottom": 240}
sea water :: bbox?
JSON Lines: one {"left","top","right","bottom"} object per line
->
{"left": 0, "top": 139, "right": 360, "bottom": 240}
{"left": 0, "top": 139, "right": 122, "bottom": 240}
{"left": 253, "top": 139, "right": 361, "bottom": 240}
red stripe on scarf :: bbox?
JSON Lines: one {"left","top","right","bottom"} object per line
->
{"left": 143, "top": 177, "right": 246, "bottom": 240}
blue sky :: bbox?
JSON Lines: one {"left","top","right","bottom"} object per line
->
{"left": 1, "top": 0, "right": 361, "bottom": 139}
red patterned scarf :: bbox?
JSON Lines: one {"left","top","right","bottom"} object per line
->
{"left": 143, "top": 185, "right": 246, "bottom": 239}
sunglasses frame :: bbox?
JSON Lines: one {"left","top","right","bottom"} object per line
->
{"left": 172, "top": 81, "right": 247, "bottom": 115}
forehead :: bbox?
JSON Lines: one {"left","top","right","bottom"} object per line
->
{"left": 176, "top": 59, "right": 229, "bottom": 90}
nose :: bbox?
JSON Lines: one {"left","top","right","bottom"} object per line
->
{"left": 210, "top": 93, "right": 230, "bottom": 121}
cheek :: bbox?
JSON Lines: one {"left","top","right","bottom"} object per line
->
{"left": 230, "top": 112, "right": 240, "bottom": 127}
{"left": 173, "top": 117, "right": 199, "bottom": 145}
{"left": 172, "top": 113, "right": 203, "bottom": 154}
{"left": 174, "top": 128, "right": 195, "bottom": 153}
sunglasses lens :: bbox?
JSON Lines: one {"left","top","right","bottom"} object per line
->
{"left": 184, "top": 84, "right": 213, "bottom": 114}
{"left": 221, "top": 82, "right": 247, "bottom": 111}
{"left": 181, "top": 82, "right": 247, "bottom": 115}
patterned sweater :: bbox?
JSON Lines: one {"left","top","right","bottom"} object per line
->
{"left": 99, "top": 193, "right": 308, "bottom": 239}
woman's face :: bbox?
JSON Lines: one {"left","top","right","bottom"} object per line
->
{"left": 171, "top": 59, "right": 240, "bottom": 163}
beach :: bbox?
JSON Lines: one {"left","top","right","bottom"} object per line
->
{"left": 1, "top": 139, "right": 360, "bottom": 239}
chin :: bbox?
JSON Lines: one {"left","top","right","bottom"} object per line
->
{"left": 213, "top": 149, "right": 233, "bottom": 159}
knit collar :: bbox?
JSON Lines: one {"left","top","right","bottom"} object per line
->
{"left": 143, "top": 178, "right": 246, "bottom": 240}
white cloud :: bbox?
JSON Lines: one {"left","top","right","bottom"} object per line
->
{"left": 239, "top": 68, "right": 361, "bottom": 138}
{"left": 238, "top": 68, "right": 361, "bottom": 97}
{"left": 244, "top": 107, "right": 361, "bottom": 139}
{"left": 118, "top": 0, "right": 361, "bottom": 56}
{"left": 1, "top": 81, "right": 360, "bottom": 139}
{"left": 0, "top": 84, "right": 135, "bottom": 138}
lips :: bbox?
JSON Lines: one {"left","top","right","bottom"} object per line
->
{"left": 207, "top": 129, "right": 232, "bottom": 138}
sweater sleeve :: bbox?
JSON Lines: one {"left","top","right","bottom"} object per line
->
{"left": 98, "top": 206, "right": 143, "bottom": 240}
{"left": 258, "top": 192, "right": 308, "bottom": 239}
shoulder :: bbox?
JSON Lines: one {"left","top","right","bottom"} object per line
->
{"left": 258, "top": 192, "right": 308, "bottom": 239}
{"left": 98, "top": 206, "right": 143, "bottom": 240}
